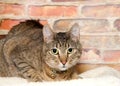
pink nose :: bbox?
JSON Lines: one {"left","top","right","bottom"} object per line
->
{"left": 61, "top": 60, "right": 67, "bottom": 65}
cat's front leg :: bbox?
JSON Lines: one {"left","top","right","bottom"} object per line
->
{"left": 12, "top": 57, "right": 42, "bottom": 82}
{"left": 25, "top": 69, "right": 43, "bottom": 82}
{"left": 17, "top": 64, "right": 43, "bottom": 82}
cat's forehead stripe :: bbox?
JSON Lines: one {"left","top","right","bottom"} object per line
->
{"left": 54, "top": 33, "right": 70, "bottom": 48}
{"left": 55, "top": 32, "right": 70, "bottom": 41}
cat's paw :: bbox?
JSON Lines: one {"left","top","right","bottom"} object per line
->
{"left": 26, "top": 69, "right": 42, "bottom": 82}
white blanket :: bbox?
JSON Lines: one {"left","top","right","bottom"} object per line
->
{"left": 0, "top": 66, "right": 120, "bottom": 86}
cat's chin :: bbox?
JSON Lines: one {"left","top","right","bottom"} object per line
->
{"left": 59, "top": 67, "right": 68, "bottom": 71}
{"left": 52, "top": 66, "right": 68, "bottom": 72}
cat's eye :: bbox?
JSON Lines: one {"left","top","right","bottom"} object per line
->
{"left": 67, "top": 48, "right": 73, "bottom": 54}
{"left": 51, "top": 48, "right": 59, "bottom": 55}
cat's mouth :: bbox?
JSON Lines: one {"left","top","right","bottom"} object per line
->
{"left": 51, "top": 65, "right": 68, "bottom": 71}
{"left": 60, "top": 67, "right": 67, "bottom": 71}
{"left": 57, "top": 65, "right": 68, "bottom": 71}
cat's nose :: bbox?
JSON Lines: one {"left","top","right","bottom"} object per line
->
{"left": 61, "top": 60, "right": 67, "bottom": 65}
{"left": 60, "top": 55, "right": 67, "bottom": 65}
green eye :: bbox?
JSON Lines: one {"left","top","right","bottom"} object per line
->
{"left": 67, "top": 48, "right": 73, "bottom": 54}
{"left": 51, "top": 48, "right": 59, "bottom": 55}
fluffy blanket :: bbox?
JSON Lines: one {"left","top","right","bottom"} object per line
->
{"left": 0, "top": 66, "right": 120, "bottom": 86}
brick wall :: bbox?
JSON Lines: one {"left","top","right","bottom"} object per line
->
{"left": 0, "top": 0, "right": 120, "bottom": 71}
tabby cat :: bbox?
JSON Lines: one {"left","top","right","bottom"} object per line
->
{"left": 0, "top": 20, "right": 82, "bottom": 82}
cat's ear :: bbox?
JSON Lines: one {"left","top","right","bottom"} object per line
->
{"left": 43, "top": 24, "right": 54, "bottom": 43}
{"left": 70, "top": 23, "right": 80, "bottom": 42}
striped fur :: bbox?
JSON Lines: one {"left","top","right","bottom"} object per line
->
{"left": 0, "top": 20, "right": 82, "bottom": 82}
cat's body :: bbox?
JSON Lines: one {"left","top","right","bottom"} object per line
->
{"left": 0, "top": 20, "right": 82, "bottom": 82}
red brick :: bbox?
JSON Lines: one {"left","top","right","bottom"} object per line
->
{"left": 80, "top": 35, "right": 105, "bottom": 49}
{"left": 80, "top": 49, "right": 103, "bottom": 63}
{"left": 0, "top": 0, "right": 46, "bottom": 4}
{"left": 0, "top": 4, "right": 25, "bottom": 16}
{"left": 82, "top": 5, "right": 120, "bottom": 18}
{"left": 52, "top": 0, "right": 80, "bottom": 2}
{"left": 82, "top": 36, "right": 118, "bottom": 51}
{"left": 0, "top": 19, "right": 21, "bottom": 30}
{"left": 39, "top": 20, "right": 48, "bottom": 25}
{"left": 52, "top": 0, "right": 106, "bottom": 3}
{"left": 81, "top": 35, "right": 120, "bottom": 50}
{"left": 0, "top": 0, "right": 27, "bottom": 4}
{"left": 102, "top": 36, "right": 120, "bottom": 49}
{"left": 103, "top": 50, "right": 120, "bottom": 63}
{"left": 28, "top": 0, "right": 46, "bottom": 3}
{"left": 114, "top": 19, "right": 120, "bottom": 31}
{"left": 54, "top": 19, "right": 109, "bottom": 33}
{"left": 29, "top": 6, "right": 77, "bottom": 17}
{"left": 107, "top": 0, "right": 120, "bottom": 3}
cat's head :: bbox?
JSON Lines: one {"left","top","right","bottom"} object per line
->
{"left": 43, "top": 23, "right": 82, "bottom": 71}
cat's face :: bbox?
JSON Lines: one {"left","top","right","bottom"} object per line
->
{"left": 43, "top": 24, "right": 82, "bottom": 71}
